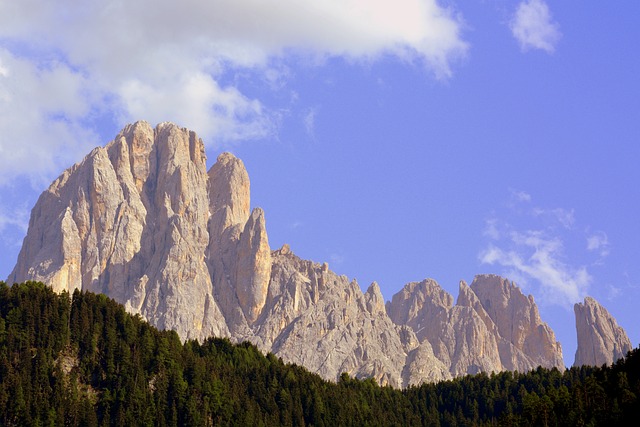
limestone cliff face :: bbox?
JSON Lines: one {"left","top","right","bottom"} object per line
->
{"left": 14, "top": 121, "right": 627, "bottom": 388}
{"left": 235, "top": 208, "right": 271, "bottom": 324}
{"left": 469, "top": 275, "right": 565, "bottom": 371}
{"left": 386, "top": 279, "right": 501, "bottom": 377}
{"left": 574, "top": 297, "right": 632, "bottom": 367}
{"left": 10, "top": 122, "right": 229, "bottom": 341}
{"left": 252, "top": 247, "right": 411, "bottom": 388}
{"left": 9, "top": 122, "right": 275, "bottom": 344}
{"left": 386, "top": 274, "right": 565, "bottom": 379}
{"left": 206, "top": 152, "right": 271, "bottom": 335}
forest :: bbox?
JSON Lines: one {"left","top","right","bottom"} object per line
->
{"left": 0, "top": 281, "right": 639, "bottom": 426}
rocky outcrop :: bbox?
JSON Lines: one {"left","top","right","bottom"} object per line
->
{"left": 235, "top": 208, "right": 271, "bottom": 324}
{"left": 386, "top": 274, "right": 565, "bottom": 379}
{"left": 469, "top": 275, "right": 565, "bottom": 371}
{"left": 9, "top": 122, "right": 229, "bottom": 341}
{"left": 205, "top": 151, "right": 272, "bottom": 337}
{"left": 14, "top": 121, "right": 620, "bottom": 388}
{"left": 252, "top": 247, "right": 411, "bottom": 388}
{"left": 574, "top": 297, "right": 632, "bottom": 367}
{"left": 11, "top": 121, "right": 275, "bottom": 344}
{"left": 403, "top": 339, "right": 451, "bottom": 386}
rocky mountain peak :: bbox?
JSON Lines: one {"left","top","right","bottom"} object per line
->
{"left": 234, "top": 207, "right": 271, "bottom": 324}
{"left": 365, "top": 282, "right": 386, "bottom": 316}
{"left": 386, "top": 274, "right": 565, "bottom": 377}
{"left": 386, "top": 279, "right": 453, "bottom": 328}
{"left": 208, "top": 151, "right": 251, "bottom": 235}
{"left": 10, "top": 122, "right": 229, "bottom": 340}
{"left": 469, "top": 274, "right": 564, "bottom": 370}
{"left": 574, "top": 296, "right": 632, "bottom": 367}
{"left": 277, "top": 243, "right": 292, "bottom": 255}
{"left": 9, "top": 121, "right": 633, "bottom": 388}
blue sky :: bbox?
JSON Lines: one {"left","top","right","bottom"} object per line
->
{"left": 1, "top": 0, "right": 639, "bottom": 366}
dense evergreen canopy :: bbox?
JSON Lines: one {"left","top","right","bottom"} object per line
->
{"left": 1, "top": 281, "right": 639, "bottom": 426}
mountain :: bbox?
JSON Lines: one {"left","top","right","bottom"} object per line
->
{"left": 386, "top": 275, "right": 564, "bottom": 384}
{"left": 574, "top": 296, "right": 632, "bottom": 367}
{"left": 7, "top": 121, "right": 629, "bottom": 386}
{"left": 10, "top": 122, "right": 230, "bottom": 341}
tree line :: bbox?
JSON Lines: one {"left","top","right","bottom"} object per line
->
{"left": 0, "top": 281, "right": 638, "bottom": 426}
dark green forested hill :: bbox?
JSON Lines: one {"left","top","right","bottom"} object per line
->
{"left": 1, "top": 281, "right": 639, "bottom": 426}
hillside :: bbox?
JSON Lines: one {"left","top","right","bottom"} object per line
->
{"left": 1, "top": 281, "right": 639, "bottom": 426}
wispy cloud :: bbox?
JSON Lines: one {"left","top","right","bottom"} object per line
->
{"left": 329, "top": 253, "right": 346, "bottom": 265}
{"left": 606, "top": 284, "right": 621, "bottom": 301}
{"left": 510, "top": 0, "right": 561, "bottom": 53}
{"left": 0, "top": 204, "right": 30, "bottom": 251}
{"left": 510, "top": 189, "right": 532, "bottom": 203}
{"left": 479, "top": 192, "right": 604, "bottom": 308}
{"left": 0, "top": 0, "right": 467, "bottom": 187}
{"left": 290, "top": 221, "right": 304, "bottom": 230}
{"left": 0, "top": 207, "right": 29, "bottom": 235}
{"left": 483, "top": 218, "right": 501, "bottom": 240}
{"left": 586, "top": 231, "right": 610, "bottom": 258}
{"left": 480, "top": 230, "right": 590, "bottom": 307}
{"left": 302, "top": 108, "right": 318, "bottom": 138}
{"left": 532, "top": 207, "right": 575, "bottom": 229}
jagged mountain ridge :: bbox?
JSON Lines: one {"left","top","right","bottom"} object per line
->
{"left": 8, "top": 121, "right": 630, "bottom": 386}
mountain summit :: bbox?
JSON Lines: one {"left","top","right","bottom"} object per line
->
{"left": 9, "top": 121, "right": 630, "bottom": 386}
{"left": 574, "top": 296, "right": 632, "bottom": 367}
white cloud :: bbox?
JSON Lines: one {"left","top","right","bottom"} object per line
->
{"left": 553, "top": 208, "right": 575, "bottom": 228}
{"left": 532, "top": 207, "right": 575, "bottom": 229}
{"left": 479, "top": 193, "right": 606, "bottom": 308}
{"left": 0, "top": 206, "right": 29, "bottom": 235}
{"left": 510, "top": 189, "right": 532, "bottom": 203}
{"left": 483, "top": 218, "right": 501, "bottom": 240}
{"left": 329, "top": 253, "right": 346, "bottom": 265}
{"left": 0, "top": 0, "right": 467, "bottom": 186}
{"left": 290, "top": 221, "right": 304, "bottom": 230}
{"left": 480, "top": 229, "right": 591, "bottom": 307}
{"left": 302, "top": 108, "right": 318, "bottom": 138}
{"left": 117, "top": 72, "right": 276, "bottom": 143}
{"left": 0, "top": 49, "right": 99, "bottom": 186}
{"left": 607, "top": 284, "right": 621, "bottom": 301}
{"left": 586, "top": 231, "right": 610, "bottom": 258}
{"left": 510, "top": 0, "right": 561, "bottom": 53}
{"left": 0, "top": 201, "right": 31, "bottom": 250}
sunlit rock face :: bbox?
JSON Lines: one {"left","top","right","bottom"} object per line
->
{"left": 16, "top": 121, "right": 628, "bottom": 388}
{"left": 386, "top": 274, "right": 565, "bottom": 379}
{"left": 9, "top": 121, "right": 409, "bottom": 386}
{"left": 206, "top": 151, "right": 271, "bottom": 337}
{"left": 10, "top": 122, "right": 229, "bottom": 340}
{"left": 574, "top": 296, "right": 632, "bottom": 367}
{"left": 468, "top": 275, "right": 565, "bottom": 371}
{"left": 253, "top": 247, "right": 411, "bottom": 388}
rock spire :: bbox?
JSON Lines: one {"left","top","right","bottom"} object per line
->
{"left": 574, "top": 296, "right": 632, "bottom": 367}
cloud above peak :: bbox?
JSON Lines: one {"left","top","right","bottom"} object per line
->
{"left": 480, "top": 230, "right": 591, "bottom": 307}
{"left": 510, "top": 0, "right": 561, "bottom": 53}
{"left": 0, "top": 0, "right": 467, "bottom": 186}
{"left": 479, "top": 192, "right": 607, "bottom": 308}
{"left": 2, "top": 0, "right": 467, "bottom": 70}
{"left": 586, "top": 231, "right": 610, "bottom": 259}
